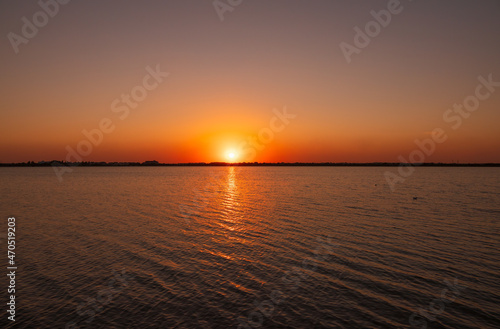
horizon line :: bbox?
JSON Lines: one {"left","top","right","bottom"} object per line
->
{"left": 1, "top": 161, "right": 500, "bottom": 167}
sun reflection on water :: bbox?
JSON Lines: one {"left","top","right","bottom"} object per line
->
{"left": 221, "top": 167, "right": 241, "bottom": 226}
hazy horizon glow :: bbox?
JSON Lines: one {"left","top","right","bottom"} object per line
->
{"left": 1, "top": 0, "right": 499, "bottom": 163}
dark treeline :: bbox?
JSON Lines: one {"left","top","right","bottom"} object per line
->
{"left": 1, "top": 161, "right": 499, "bottom": 167}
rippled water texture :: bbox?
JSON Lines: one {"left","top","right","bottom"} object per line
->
{"left": 1, "top": 167, "right": 499, "bottom": 328}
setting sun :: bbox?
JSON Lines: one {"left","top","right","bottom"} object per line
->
{"left": 226, "top": 151, "right": 238, "bottom": 162}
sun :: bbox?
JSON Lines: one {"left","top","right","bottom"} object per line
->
{"left": 226, "top": 150, "right": 238, "bottom": 162}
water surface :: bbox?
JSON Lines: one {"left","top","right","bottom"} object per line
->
{"left": 1, "top": 167, "right": 499, "bottom": 328}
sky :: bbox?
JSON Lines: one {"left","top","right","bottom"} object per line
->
{"left": 1, "top": 0, "right": 499, "bottom": 163}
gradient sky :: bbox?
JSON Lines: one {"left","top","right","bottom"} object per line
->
{"left": 1, "top": 0, "right": 499, "bottom": 163}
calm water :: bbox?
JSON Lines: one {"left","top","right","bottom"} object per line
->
{"left": 1, "top": 167, "right": 499, "bottom": 328}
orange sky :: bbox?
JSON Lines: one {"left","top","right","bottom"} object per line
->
{"left": 1, "top": 1, "right": 499, "bottom": 163}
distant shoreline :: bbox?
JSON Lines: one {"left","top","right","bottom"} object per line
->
{"left": 1, "top": 161, "right": 499, "bottom": 167}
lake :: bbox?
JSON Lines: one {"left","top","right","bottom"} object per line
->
{"left": 1, "top": 167, "right": 499, "bottom": 328}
